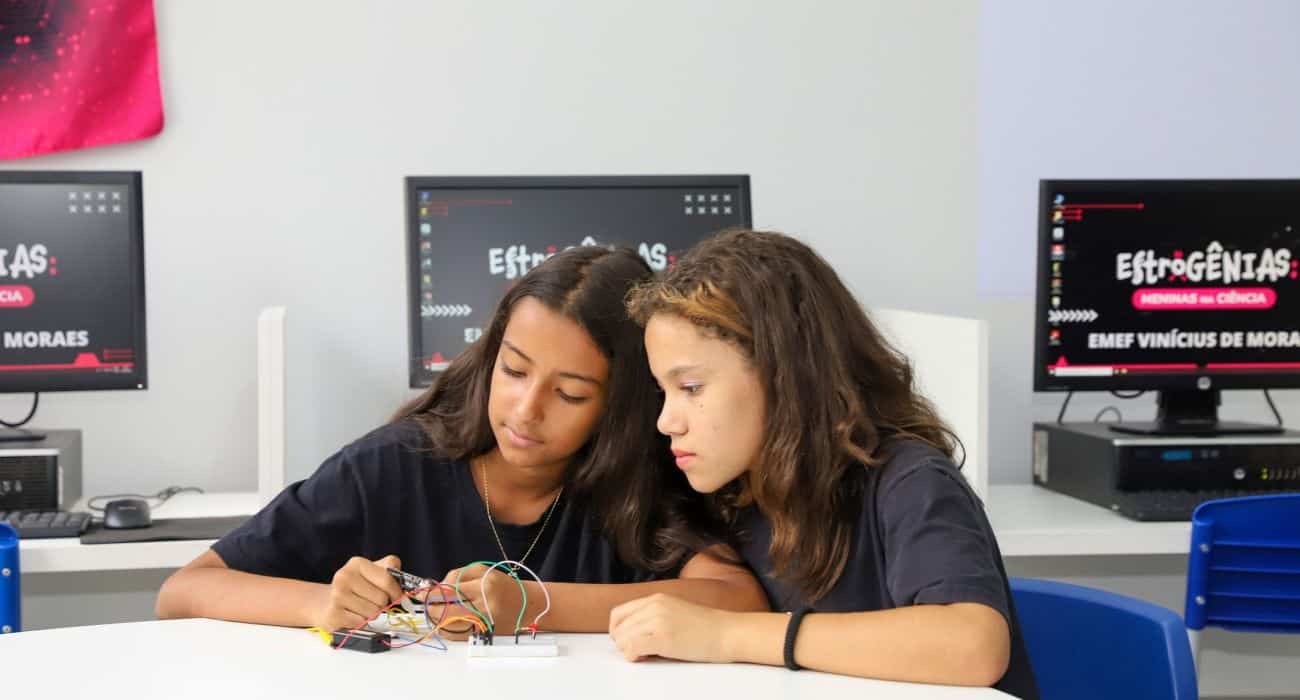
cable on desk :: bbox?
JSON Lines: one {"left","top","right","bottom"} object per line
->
{"left": 480, "top": 559, "right": 552, "bottom": 637}
{"left": 321, "top": 560, "right": 554, "bottom": 652}
{"left": 0, "top": 393, "right": 38, "bottom": 429}
{"left": 454, "top": 560, "right": 526, "bottom": 633}
{"left": 332, "top": 582, "right": 459, "bottom": 652}
{"left": 1055, "top": 391, "right": 1073, "bottom": 423}
{"left": 86, "top": 486, "right": 206, "bottom": 512}
{"left": 1094, "top": 406, "right": 1123, "bottom": 423}
{"left": 1264, "top": 389, "right": 1284, "bottom": 427}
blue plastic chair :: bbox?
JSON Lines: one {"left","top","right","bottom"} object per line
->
{"left": 1185, "top": 493, "right": 1300, "bottom": 670}
{"left": 1011, "top": 577, "right": 1197, "bottom": 700}
{"left": 1, "top": 521, "right": 18, "bottom": 633}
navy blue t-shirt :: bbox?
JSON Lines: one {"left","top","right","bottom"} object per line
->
{"left": 213, "top": 421, "right": 642, "bottom": 585}
{"left": 735, "top": 441, "right": 1039, "bottom": 699}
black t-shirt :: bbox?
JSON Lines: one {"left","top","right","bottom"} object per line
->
{"left": 734, "top": 441, "right": 1039, "bottom": 700}
{"left": 213, "top": 421, "right": 642, "bottom": 585}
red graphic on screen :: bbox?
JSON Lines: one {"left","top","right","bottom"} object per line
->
{"left": 1057, "top": 202, "right": 1145, "bottom": 222}
{"left": 422, "top": 200, "right": 513, "bottom": 217}
{"left": 0, "top": 351, "right": 132, "bottom": 372}
{"left": 0, "top": 0, "right": 164, "bottom": 160}
{"left": 0, "top": 285, "right": 35, "bottom": 307}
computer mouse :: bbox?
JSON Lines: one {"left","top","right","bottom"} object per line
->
{"left": 103, "top": 498, "right": 152, "bottom": 529}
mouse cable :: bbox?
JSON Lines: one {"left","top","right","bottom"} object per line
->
{"left": 85, "top": 485, "right": 206, "bottom": 512}
{"left": 0, "top": 393, "right": 39, "bottom": 429}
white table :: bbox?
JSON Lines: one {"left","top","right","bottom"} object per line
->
{"left": 0, "top": 618, "right": 1013, "bottom": 698}
{"left": 987, "top": 485, "right": 1191, "bottom": 557}
{"left": 18, "top": 491, "right": 261, "bottom": 573}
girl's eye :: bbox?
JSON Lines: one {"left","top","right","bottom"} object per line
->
{"left": 501, "top": 364, "right": 524, "bottom": 378}
{"left": 558, "top": 391, "right": 589, "bottom": 404}
{"left": 682, "top": 384, "right": 702, "bottom": 395}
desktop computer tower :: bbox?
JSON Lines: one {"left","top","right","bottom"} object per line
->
{"left": 1032, "top": 422, "right": 1300, "bottom": 520}
{"left": 0, "top": 430, "right": 82, "bottom": 511}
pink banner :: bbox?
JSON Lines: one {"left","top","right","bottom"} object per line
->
{"left": 1131, "top": 287, "right": 1277, "bottom": 311}
{"left": 1, "top": 0, "right": 164, "bottom": 160}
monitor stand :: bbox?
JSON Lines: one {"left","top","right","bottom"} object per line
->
{"left": 1109, "top": 389, "right": 1284, "bottom": 436}
{"left": 0, "top": 427, "right": 46, "bottom": 443}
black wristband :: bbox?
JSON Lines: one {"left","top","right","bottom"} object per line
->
{"left": 783, "top": 607, "right": 814, "bottom": 670}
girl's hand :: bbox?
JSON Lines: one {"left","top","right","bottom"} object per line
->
{"left": 440, "top": 563, "right": 534, "bottom": 632}
{"left": 311, "top": 554, "right": 403, "bottom": 632}
{"left": 609, "top": 593, "right": 734, "bottom": 663}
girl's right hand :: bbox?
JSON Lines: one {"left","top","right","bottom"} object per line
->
{"left": 311, "top": 554, "right": 404, "bottom": 631}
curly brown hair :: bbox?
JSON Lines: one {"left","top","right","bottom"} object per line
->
{"left": 628, "top": 229, "right": 960, "bottom": 600}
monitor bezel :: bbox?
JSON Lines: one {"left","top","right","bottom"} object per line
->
{"left": 1033, "top": 178, "right": 1300, "bottom": 393}
{"left": 0, "top": 170, "right": 148, "bottom": 394}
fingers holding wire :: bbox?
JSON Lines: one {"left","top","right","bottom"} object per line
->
{"left": 361, "top": 555, "right": 405, "bottom": 603}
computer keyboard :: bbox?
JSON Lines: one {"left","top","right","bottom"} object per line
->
{"left": 1115, "top": 489, "right": 1294, "bottom": 521}
{"left": 0, "top": 510, "right": 93, "bottom": 539}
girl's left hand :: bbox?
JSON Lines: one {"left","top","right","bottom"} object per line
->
{"left": 439, "top": 563, "right": 533, "bottom": 631}
{"left": 609, "top": 593, "right": 733, "bottom": 663}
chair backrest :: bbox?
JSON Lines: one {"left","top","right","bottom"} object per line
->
{"left": 872, "top": 308, "right": 989, "bottom": 501}
{"left": 1185, "top": 493, "right": 1300, "bottom": 634}
{"left": 1011, "top": 577, "right": 1198, "bottom": 700}
{"left": 1, "top": 521, "right": 18, "bottom": 633}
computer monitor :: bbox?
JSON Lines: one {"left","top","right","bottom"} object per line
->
{"left": 1034, "top": 179, "right": 1300, "bottom": 435}
{"left": 406, "top": 175, "right": 752, "bottom": 388}
{"left": 0, "top": 171, "right": 148, "bottom": 439}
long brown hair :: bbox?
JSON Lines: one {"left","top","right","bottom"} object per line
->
{"left": 628, "top": 229, "right": 960, "bottom": 600}
{"left": 393, "top": 245, "right": 713, "bottom": 573}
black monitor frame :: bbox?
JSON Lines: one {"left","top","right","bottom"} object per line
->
{"left": 1033, "top": 179, "right": 1298, "bottom": 435}
{"left": 404, "top": 175, "right": 752, "bottom": 389}
{"left": 0, "top": 170, "right": 148, "bottom": 394}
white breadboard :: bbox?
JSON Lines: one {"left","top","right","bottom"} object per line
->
{"left": 467, "top": 634, "right": 560, "bottom": 658}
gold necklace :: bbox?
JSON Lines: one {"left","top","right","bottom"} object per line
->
{"left": 478, "top": 456, "right": 563, "bottom": 572}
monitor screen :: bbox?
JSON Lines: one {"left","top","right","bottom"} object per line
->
{"left": 0, "top": 171, "right": 147, "bottom": 393}
{"left": 1034, "top": 180, "right": 1300, "bottom": 392}
{"left": 406, "top": 175, "right": 752, "bottom": 388}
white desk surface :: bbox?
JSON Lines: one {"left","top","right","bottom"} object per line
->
{"left": 19, "top": 491, "right": 261, "bottom": 574}
{"left": 987, "top": 484, "right": 1190, "bottom": 557}
{"left": 18, "top": 485, "right": 1195, "bottom": 574}
{"left": 0, "top": 618, "right": 1013, "bottom": 699}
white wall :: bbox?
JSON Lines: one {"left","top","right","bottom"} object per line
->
{"left": 1, "top": 0, "right": 978, "bottom": 495}
{"left": 982, "top": 2, "right": 1300, "bottom": 696}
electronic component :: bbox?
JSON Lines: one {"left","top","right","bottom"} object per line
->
{"left": 0, "top": 431, "right": 82, "bottom": 510}
{"left": 387, "top": 567, "right": 432, "bottom": 593}
{"left": 386, "top": 567, "right": 435, "bottom": 614}
{"left": 331, "top": 628, "right": 391, "bottom": 653}
{"left": 467, "top": 633, "right": 559, "bottom": 658}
